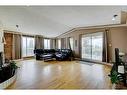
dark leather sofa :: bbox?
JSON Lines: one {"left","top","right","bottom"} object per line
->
{"left": 34, "top": 49, "right": 72, "bottom": 61}
{"left": 55, "top": 49, "right": 72, "bottom": 61}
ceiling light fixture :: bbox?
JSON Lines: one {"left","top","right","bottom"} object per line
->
{"left": 16, "top": 24, "right": 20, "bottom": 32}
{"left": 16, "top": 25, "right": 19, "bottom": 28}
{"left": 112, "top": 14, "right": 118, "bottom": 21}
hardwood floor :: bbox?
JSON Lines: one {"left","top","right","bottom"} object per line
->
{"left": 7, "top": 59, "right": 112, "bottom": 89}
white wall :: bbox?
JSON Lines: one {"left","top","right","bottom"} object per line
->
{"left": 0, "top": 27, "right": 3, "bottom": 52}
{"left": 0, "top": 29, "right": 3, "bottom": 52}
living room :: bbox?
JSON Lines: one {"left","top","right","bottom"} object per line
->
{"left": 0, "top": 6, "right": 127, "bottom": 90}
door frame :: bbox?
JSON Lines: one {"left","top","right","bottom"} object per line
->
{"left": 80, "top": 31, "right": 104, "bottom": 62}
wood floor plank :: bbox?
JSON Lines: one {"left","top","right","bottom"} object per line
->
{"left": 7, "top": 59, "right": 112, "bottom": 89}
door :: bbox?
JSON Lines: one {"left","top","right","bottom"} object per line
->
{"left": 81, "top": 32, "right": 103, "bottom": 61}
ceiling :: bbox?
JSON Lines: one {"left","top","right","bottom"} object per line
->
{"left": 0, "top": 6, "right": 127, "bottom": 37}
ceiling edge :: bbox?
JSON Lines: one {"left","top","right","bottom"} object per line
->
{"left": 56, "top": 23, "right": 127, "bottom": 38}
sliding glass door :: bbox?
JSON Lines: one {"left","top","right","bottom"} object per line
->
{"left": 91, "top": 33, "right": 103, "bottom": 61}
{"left": 81, "top": 32, "right": 103, "bottom": 61}
{"left": 82, "top": 34, "right": 91, "bottom": 59}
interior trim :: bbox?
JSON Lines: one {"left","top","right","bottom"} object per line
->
{"left": 57, "top": 24, "right": 127, "bottom": 38}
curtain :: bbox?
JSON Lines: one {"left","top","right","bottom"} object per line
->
{"left": 35, "top": 35, "right": 44, "bottom": 49}
{"left": 50, "top": 39, "right": 53, "bottom": 49}
{"left": 68, "top": 37, "right": 72, "bottom": 50}
{"left": 68, "top": 37, "right": 74, "bottom": 59}
{"left": 64, "top": 38, "right": 66, "bottom": 49}
{"left": 61, "top": 37, "right": 72, "bottom": 49}
{"left": 56, "top": 38, "right": 58, "bottom": 49}
{"left": 102, "top": 30, "right": 109, "bottom": 62}
{"left": 61, "top": 38, "right": 65, "bottom": 49}
{"left": 13, "top": 34, "right": 22, "bottom": 59}
{"left": 54, "top": 39, "right": 57, "bottom": 49}
{"left": 66, "top": 37, "right": 70, "bottom": 49}
{"left": 50, "top": 39, "right": 56, "bottom": 49}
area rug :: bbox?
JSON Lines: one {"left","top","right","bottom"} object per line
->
{"left": 78, "top": 61, "right": 94, "bottom": 66}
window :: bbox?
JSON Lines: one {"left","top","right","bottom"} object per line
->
{"left": 44, "top": 39, "right": 50, "bottom": 49}
{"left": 58, "top": 39, "right": 61, "bottom": 49}
{"left": 81, "top": 32, "right": 103, "bottom": 61}
{"left": 22, "top": 36, "right": 35, "bottom": 57}
{"left": 69, "top": 37, "right": 74, "bottom": 50}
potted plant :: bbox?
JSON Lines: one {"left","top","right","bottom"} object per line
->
{"left": 111, "top": 70, "right": 119, "bottom": 88}
{"left": 10, "top": 61, "right": 19, "bottom": 76}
